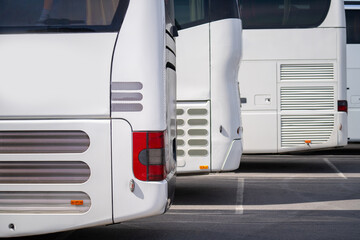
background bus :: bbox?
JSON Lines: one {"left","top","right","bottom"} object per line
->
{"left": 0, "top": 0, "right": 176, "bottom": 237}
{"left": 345, "top": 0, "right": 360, "bottom": 142}
{"left": 174, "top": 0, "right": 243, "bottom": 174}
{"left": 238, "top": 0, "right": 348, "bottom": 153}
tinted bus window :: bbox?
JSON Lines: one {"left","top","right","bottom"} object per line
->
{"left": 0, "top": 0, "right": 129, "bottom": 33}
{"left": 174, "top": 0, "right": 210, "bottom": 29}
{"left": 210, "top": 0, "right": 239, "bottom": 22}
{"left": 166, "top": 0, "right": 177, "bottom": 37}
{"left": 346, "top": 10, "right": 360, "bottom": 44}
{"left": 174, "top": 0, "right": 239, "bottom": 30}
{"left": 239, "top": 0, "right": 331, "bottom": 29}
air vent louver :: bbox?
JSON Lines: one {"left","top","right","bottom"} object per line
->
{"left": 0, "top": 131, "right": 90, "bottom": 154}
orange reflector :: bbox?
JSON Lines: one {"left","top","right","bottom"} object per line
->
{"left": 71, "top": 200, "right": 83, "bottom": 206}
{"left": 305, "top": 140, "right": 312, "bottom": 144}
{"left": 200, "top": 165, "right": 209, "bottom": 170}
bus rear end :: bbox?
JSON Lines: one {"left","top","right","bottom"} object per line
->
{"left": 0, "top": 0, "right": 176, "bottom": 237}
{"left": 174, "top": 0, "right": 243, "bottom": 174}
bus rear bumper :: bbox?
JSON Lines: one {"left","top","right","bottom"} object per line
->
{"left": 221, "top": 139, "right": 242, "bottom": 172}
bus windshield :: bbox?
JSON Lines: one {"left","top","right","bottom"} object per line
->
{"left": 0, "top": 0, "right": 129, "bottom": 33}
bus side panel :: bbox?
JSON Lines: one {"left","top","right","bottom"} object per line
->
{"left": 0, "top": 120, "right": 112, "bottom": 237}
{"left": 112, "top": 120, "right": 168, "bottom": 223}
{"left": 239, "top": 61, "right": 278, "bottom": 153}
{"left": 176, "top": 24, "right": 210, "bottom": 101}
{"left": 0, "top": 33, "right": 116, "bottom": 118}
{"left": 241, "top": 29, "right": 337, "bottom": 61}
{"left": 210, "top": 19, "right": 242, "bottom": 171}
{"left": 240, "top": 28, "right": 341, "bottom": 153}
{"left": 347, "top": 44, "right": 360, "bottom": 142}
{"left": 241, "top": 112, "right": 278, "bottom": 153}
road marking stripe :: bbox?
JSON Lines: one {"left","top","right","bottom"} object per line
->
{"left": 180, "top": 172, "right": 360, "bottom": 179}
{"left": 235, "top": 178, "right": 244, "bottom": 214}
{"left": 170, "top": 205, "right": 236, "bottom": 211}
{"left": 323, "top": 158, "right": 347, "bottom": 179}
{"left": 171, "top": 199, "right": 360, "bottom": 211}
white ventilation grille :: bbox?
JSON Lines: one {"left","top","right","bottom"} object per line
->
{"left": 176, "top": 102, "right": 210, "bottom": 167}
{"left": 280, "top": 86, "right": 335, "bottom": 111}
{"left": 0, "top": 192, "right": 91, "bottom": 214}
{"left": 281, "top": 115, "right": 334, "bottom": 147}
{"left": 111, "top": 82, "right": 143, "bottom": 112}
{"left": 280, "top": 64, "right": 334, "bottom": 81}
{"left": 0, "top": 161, "right": 90, "bottom": 184}
{"left": 0, "top": 131, "right": 90, "bottom": 154}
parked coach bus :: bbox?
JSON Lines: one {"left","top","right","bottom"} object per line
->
{"left": 238, "top": 0, "right": 348, "bottom": 153}
{"left": 0, "top": 0, "right": 177, "bottom": 237}
{"left": 345, "top": 0, "right": 360, "bottom": 142}
{"left": 174, "top": 0, "right": 243, "bottom": 174}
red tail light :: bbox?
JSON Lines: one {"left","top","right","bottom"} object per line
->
{"left": 133, "top": 131, "right": 166, "bottom": 181}
{"left": 338, "top": 100, "right": 348, "bottom": 113}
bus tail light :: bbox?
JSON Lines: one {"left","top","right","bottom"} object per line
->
{"left": 133, "top": 131, "right": 166, "bottom": 181}
{"left": 338, "top": 100, "right": 348, "bottom": 113}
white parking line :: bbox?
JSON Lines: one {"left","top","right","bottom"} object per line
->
{"left": 171, "top": 199, "right": 360, "bottom": 212}
{"left": 170, "top": 205, "right": 237, "bottom": 211}
{"left": 244, "top": 199, "right": 360, "bottom": 211}
{"left": 182, "top": 172, "right": 355, "bottom": 179}
{"left": 323, "top": 158, "right": 347, "bottom": 179}
{"left": 235, "top": 178, "right": 244, "bottom": 214}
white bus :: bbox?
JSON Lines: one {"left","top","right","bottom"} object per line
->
{"left": 345, "top": 0, "right": 360, "bottom": 142}
{"left": 174, "top": 0, "right": 243, "bottom": 174}
{"left": 238, "top": 0, "right": 348, "bottom": 153}
{"left": 0, "top": 0, "right": 177, "bottom": 237}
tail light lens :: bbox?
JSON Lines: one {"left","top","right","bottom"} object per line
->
{"left": 133, "top": 131, "right": 167, "bottom": 181}
{"left": 338, "top": 100, "right": 348, "bottom": 113}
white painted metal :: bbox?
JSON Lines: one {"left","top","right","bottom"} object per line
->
{"left": 112, "top": 120, "right": 168, "bottom": 222}
{"left": 176, "top": 17, "right": 243, "bottom": 173}
{"left": 239, "top": 0, "right": 347, "bottom": 153}
{"left": 176, "top": 24, "right": 211, "bottom": 101}
{"left": 0, "top": 0, "right": 176, "bottom": 237}
{"left": 345, "top": 3, "right": 360, "bottom": 142}
{"left": 0, "top": 120, "right": 113, "bottom": 237}
{"left": 111, "top": 0, "right": 167, "bottom": 131}
{"left": 0, "top": 33, "right": 115, "bottom": 118}
{"left": 210, "top": 19, "right": 243, "bottom": 172}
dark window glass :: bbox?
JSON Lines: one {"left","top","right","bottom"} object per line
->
{"left": 174, "top": 0, "right": 210, "bottom": 29}
{"left": 346, "top": 10, "right": 360, "bottom": 44}
{"left": 0, "top": 0, "right": 129, "bottom": 33}
{"left": 239, "top": 0, "right": 331, "bottom": 29}
{"left": 166, "top": 0, "right": 177, "bottom": 37}
{"left": 174, "top": 0, "right": 239, "bottom": 30}
{"left": 166, "top": 0, "right": 176, "bottom": 26}
{"left": 210, "top": 0, "right": 240, "bottom": 22}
